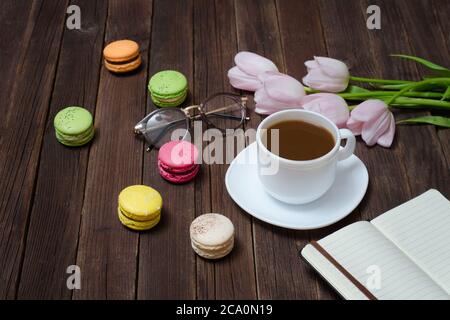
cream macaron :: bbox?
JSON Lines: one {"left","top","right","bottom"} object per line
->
{"left": 190, "top": 213, "right": 235, "bottom": 259}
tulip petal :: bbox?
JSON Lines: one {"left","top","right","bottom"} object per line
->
{"left": 301, "top": 93, "right": 349, "bottom": 128}
{"left": 305, "top": 59, "right": 319, "bottom": 71}
{"left": 302, "top": 69, "right": 348, "bottom": 92}
{"left": 314, "top": 56, "right": 349, "bottom": 79}
{"left": 254, "top": 87, "right": 278, "bottom": 108}
{"left": 361, "top": 110, "right": 391, "bottom": 146}
{"left": 377, "top": 113, "right": 396, "bottom": 148}
{"left": 254, "top": 105, "right": 283, "bottom": 115}
{"left": 347, "top": 118, "right": 363, "bottom": 136}
{"left": 351, "top": 100, "right": 388, "bottom": 122}
{"left": 255, "top": 104, "right": 302, "bottom": 115}
{"left": 227, "top": 66, "right": 262, "bottom": 91}
{"left": 255, "top": 87, "right": 293, "bottom": 109}
{"left": 264, "top": 73, "right": 305, "bottom": 104}
{"left": 254, "top": 101, "right": 300, "bottom": 115}
{"left": 234, "top": 51, "right": 278, "bottom": 76}
{"left": 256, "top": 70, "right": 283, "bottom": 83}
{"left": 254, "top": 87, "right": 302, "bottom": 115}
{"left": 300, "top": 92, "right": 328, "bottom": 104}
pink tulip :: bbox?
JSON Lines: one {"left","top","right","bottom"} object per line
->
{"left": 301, "top": 93, "right": 349, "bottom": 128}
{"left": 228, "top": 66, "right": 262, "bottom": 91}
{"left": 302, "top": 56, "right": 350, "bottom": 93}
{"left": 235, "top": 51, "right": 278, "bottom": 76}
{"left": 346, "top": 100, "right": 395, "bottom": 148}
{"left": 254, "top": 71, "right": 305, "bottom": 114}
{"left": 228, "top": 51, "right": 278, "bottom": 91}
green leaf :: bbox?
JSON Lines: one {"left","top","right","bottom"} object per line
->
{"left": 391, "top": 54, "right": 450, "bottom": 77}
{"left": 343, "top": 85, "right": 371, "bottom": 93}
{"left": 442, "top": 87, "right": 450, "bottom": 101}
{"left": 375, "top": 83, "right": 413, "bottom": 90}
{"left": 397, "top": 116, "right": 450, "bottom": 128}
{"left": 386, "top": 78, "right": 450, "bottom": 105}
{"left": 413, "top": 80, "right": 450, "bottom": 91}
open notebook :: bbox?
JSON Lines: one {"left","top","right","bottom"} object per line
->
{"left": 301, "top": 189, "right": 450, "bottom": 300}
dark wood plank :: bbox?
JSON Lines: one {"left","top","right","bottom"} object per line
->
{"left": 137, "top": 0, "right": 196, "bottom": 299}
{"left": 390, "top": 0, "right": 450, "bottom": 195}
{"left": 0, "top": 0, "right": 69, "bottom": 299}
{"left": 192, "top": 0, "right": 220, "bottom": 299}
{"left": 275, "top": 0, "right": 340, "bottom": 300}
{"left": 362, "top": 0, "right": 449, "bottom": 198}
{"left": 73, "top": 0, "right": 152, "bottom": 299}
{"left": 431, "top": 0, "right": 450, "bottom": 168}
{"left": 16, "top": 0, "right": 107, "bottom": 299}
{"left": 0, "top": 0, "right": 34, "bottom": 134}
{"left": 193, "top": 0, "right": 258, "bottom": 299}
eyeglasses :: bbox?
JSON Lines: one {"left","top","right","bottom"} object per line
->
{"left": 134, "top": 92, "right": 249, "bottom": 150}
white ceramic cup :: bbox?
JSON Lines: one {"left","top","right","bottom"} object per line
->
{"left": 256, "top": 109, "right": 356, "bottom": 205}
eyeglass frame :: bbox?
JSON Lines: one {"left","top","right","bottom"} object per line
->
{"left": 134, "top": 92, "right": 249, "bottom": 151}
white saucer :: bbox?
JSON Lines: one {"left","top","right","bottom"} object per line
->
{"left": 225, "top": 143, "right": 369, "bottom": 230}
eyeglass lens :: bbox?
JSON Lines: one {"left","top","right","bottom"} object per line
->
{"left": 201, "top": 94, "right": 245, "bottom": 131}
{"left": 142, "top": 108, "right": 189, "bottom": 149}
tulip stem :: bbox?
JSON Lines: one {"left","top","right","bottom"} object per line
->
{"left": 386, "top": 78, "right": 450, "bottom": 105}
{"left": 339, "top": 91, "right": 444, "bottom": 100}
{"left": 384, "top": 97, "right": 450, "bottom": 110}
{"left": 304, "top": 87, "right": 319, "bottom": 93}
{"left": 349, "top": 76, "right": 414, "bottom": 85}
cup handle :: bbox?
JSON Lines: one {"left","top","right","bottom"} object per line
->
{"left": 337, "top": 129, "right": 356, "bottom": 161}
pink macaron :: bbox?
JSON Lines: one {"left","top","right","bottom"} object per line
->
{"left": 158, "top": 140, "right": 200, "bottom": 184}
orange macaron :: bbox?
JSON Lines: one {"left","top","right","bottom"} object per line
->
{"left": 103, "top": 39, "right": 141, "bottom": 73}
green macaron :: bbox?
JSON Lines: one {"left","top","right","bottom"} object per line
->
{"left": 148, "top": 70, "right": 188, "bottom": 107}
{"left": 54, "top": 106, "right": 95, "bottom": 147}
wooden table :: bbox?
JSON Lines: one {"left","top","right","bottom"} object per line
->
{"left": 1, "top": 0, "right": 449, "bottom": 300}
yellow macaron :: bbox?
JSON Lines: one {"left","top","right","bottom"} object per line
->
{"left": 118, "top": 185, "right": 162, "bottom": 231}
{"left": 118, "top": 208, "right": 161, "bottom": 231}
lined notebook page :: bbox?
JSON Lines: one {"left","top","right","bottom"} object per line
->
{"left": 302, "top": 243, "right": 367, "bottom": 299}
{"left": 317, "top": 221, "right": 449, "bottom": 299}
{"left": 372, "top": 189, "right": 450, "bottom": 294}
